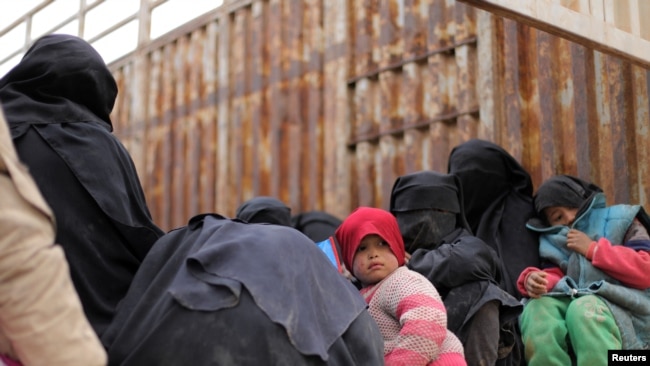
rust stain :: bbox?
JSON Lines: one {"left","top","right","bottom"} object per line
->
{"left": 106, "top": 0, "right": 650, "bottom": 230}
{"left": 428, "top": 0, "right": 452, "bottom": 49}
{"left": 403, "top": 0, "right": 427, "bottom": 58}
{"left": 379, "top": 0, "right": 403, "bottom": 67}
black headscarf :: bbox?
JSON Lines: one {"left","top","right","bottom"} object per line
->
{"left": 0, "top": 34, "right": 116, "bottom": 134}
{"left": 528, "top": 175, "right": 602, "bottom": 229}
{"left": 531, "top": 175, "right": 650, "bottom": 236}
{"left": 102, "top": 214, "right": 383, "bottom": 365}
{"left": 534, "top": 174, "right": 602, "bottom": 213}
{"left": 390, "top": 170, "right": 470, "bottom": 252}
{"left": 0, "top": 34, "right": 164, "bottom": 336}
{"left": 292, "top": 211, "right": 343, "bottom": 242}
{"left": 448, "top": 139, "right": 540, "bottom": 299}
{"left": 235, "top": 196, "right": 292, "bottom": 227}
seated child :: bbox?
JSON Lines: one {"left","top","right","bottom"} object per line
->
{"left": 336, "top": 207, "right": 466, "bottom": 366}
{"left": 518, "top": 175, "right": 650, "bottom": 366}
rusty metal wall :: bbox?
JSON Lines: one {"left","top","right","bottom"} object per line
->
{"left": 109, "top": 0, "right": 650, "bottom": 231}
{"left": 485, "top": 15, "right": 650, "bottom": 207}
{"left": 112, "top": 20, "right": 222, "bottom": 231}
{"left": 456, "top": 0, "right": 650, "bottom": 69}
{"left": 346, "top": 0, "right": 481, "bottom": 211}
{"left": 112, "top": 0, "right": 333, "bottom": 230}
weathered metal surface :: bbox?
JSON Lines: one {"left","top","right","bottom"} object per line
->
{"left": 457, "top": 0, "right": 650, "bottom": 68}
{"left": 108, "top": 0, "right": 650, "bottom": 231}
{"left": 321, "top": 0, "right": 350, "bottom": 218}
{"left": 483, "top": 12, "right": 650, "bottom": 208}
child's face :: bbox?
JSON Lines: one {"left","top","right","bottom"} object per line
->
{"left": 352, "top": 234, "right": 399, "bottom": 287}
{"left": 543, "top": 206, "right": 579, "bottom": 227}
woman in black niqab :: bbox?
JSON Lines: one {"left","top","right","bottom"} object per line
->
{"left": 390, "top": 170, "right": 524, "bottom": 366}
{"left": 102, "top": 214, "right": 384, "bottom": 365}
{"left": 0, "top": 34, "right": 164, "bottom": 337}
{"left": 448, "top": 139, "right": 540, "bottom": 299}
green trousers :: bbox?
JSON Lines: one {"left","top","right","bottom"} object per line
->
{"left": 520, "top": 295, "right": 621, "bottom": 366}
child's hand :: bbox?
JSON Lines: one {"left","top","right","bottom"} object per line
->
{"left": 404, "top": 252, "right": 411, "bottom": 265}
{"left": 525, "top": 271, "right": 548, "bottom": 298}
{"left": 566, "top": 229, "right": 592, "bottom": 257}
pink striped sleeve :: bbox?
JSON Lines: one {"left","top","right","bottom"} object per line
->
{"left": 385, "top": 272, "right": 449, "bottom": 365}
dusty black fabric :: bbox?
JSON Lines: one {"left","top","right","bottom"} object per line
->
{"left": 394, "top": 210, "right": 457, "bottom": 252}
{"left": 0, "top": 34, "right": 117, "bottom": 134}
{"left": 448, "top": 139, "right": 540, "bottom": 300}
{"left": 528, "top": 175, "right": 603, "bottom": 229}
{"left": 534, "top": 174, "right": 602, "bottom": 213}
{"left": 390, "top": 172, "right": 463, "bottom": 215}
{"left": 407, "top": 228, "right": 523, "bottom": 363}
{"left": 102, "top": 214, "right": 383, "bottom": 366}
{"left": 235, "top": 196, "right": 292, "bottom": 227}
{"left": 390, "top": 170, "right": 523, "bottom": 365}
{"left": 463, "top": 300, "right": 499, "bottom": 365}
{"left": 390, "top": 171, "right": 469, "bottom": 252}
{"left": 292, "top": 210, "right": 343, "bottom": 242}
{"left": 0, "top": 34, "right": 163, "bottom": 337}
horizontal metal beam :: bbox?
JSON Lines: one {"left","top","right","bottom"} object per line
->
{"left": 458, "top": 0, "right": 650, "bottom": 69}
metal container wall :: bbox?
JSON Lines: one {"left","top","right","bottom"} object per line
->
{"left": 109, "top": 0, "right": 650, "bottom": 231}
{"left": 112, "top": 22, "right": 220, "bottom": 230}
{"left": 346, "top": 0, "right": 481, "bottom": 210}
{"left": 488, "top": 16, "right": 650, "bottom": 207}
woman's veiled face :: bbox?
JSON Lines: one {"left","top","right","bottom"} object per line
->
{"left": 543, "top": 206, "right": 578, "bottom": 227}
{"left": 395, "top": 209, "right": 457, "bottom": 252}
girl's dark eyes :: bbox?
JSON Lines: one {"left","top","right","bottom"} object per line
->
{"left": 357, "top": 240, "right": 387, "bottom": 252}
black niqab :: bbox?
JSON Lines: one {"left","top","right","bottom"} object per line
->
{"left": 0, "top": 34, "right": 164, "bottom": 336}
{"left": 390, "top": 171, "right": 470, "bottom": 251}
{"left": 448, "top": 139, "right": 540, "bottom": 299}
{"left": 390, "top": 170, "right": 523, "bottom": 365}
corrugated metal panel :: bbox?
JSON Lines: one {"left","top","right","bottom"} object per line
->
{"left": 113, "top": 20, "right": 221, "bottom": 230}
{"left": 111, "top": 0, "right": 336, "bottom": 229}
{"left": 484, "top": 14, "right": 650, "bottom": 207}
{"left": 322, "top": 0, "right": 350, "bottom": 218}
{"left": 347, "top": 0, "right": 480, "bottom": 210}
{"left": 110, "top": 0, "right": 650, "bottom": 231}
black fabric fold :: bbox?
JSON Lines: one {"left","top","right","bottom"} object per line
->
{"left": 390, "top": 169, "right": 523, "bottom": 365}
{"left": 0, "top": 34, "right": 163, "bottom": 336}
{"left": 531, "top": 174, "right": 603, "bottom": 227}
{"left": 235, "top": 196, "right": 292, "bottom": 226}
{"left": 448, "top": 139, "right": 540, "bottom": 299}
{"left": 103, "top": 214, "right": 383, "bottom": 365}
{"left": 292, "top": 210, "right": 343, "bottom": 242}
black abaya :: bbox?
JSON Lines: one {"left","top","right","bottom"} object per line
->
{"left": 0, "top": 34, "right": 164, "bottom": 337}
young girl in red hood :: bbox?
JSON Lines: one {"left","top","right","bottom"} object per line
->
{"left": 336, "top": 207, "right": 466, "bottom": 366}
